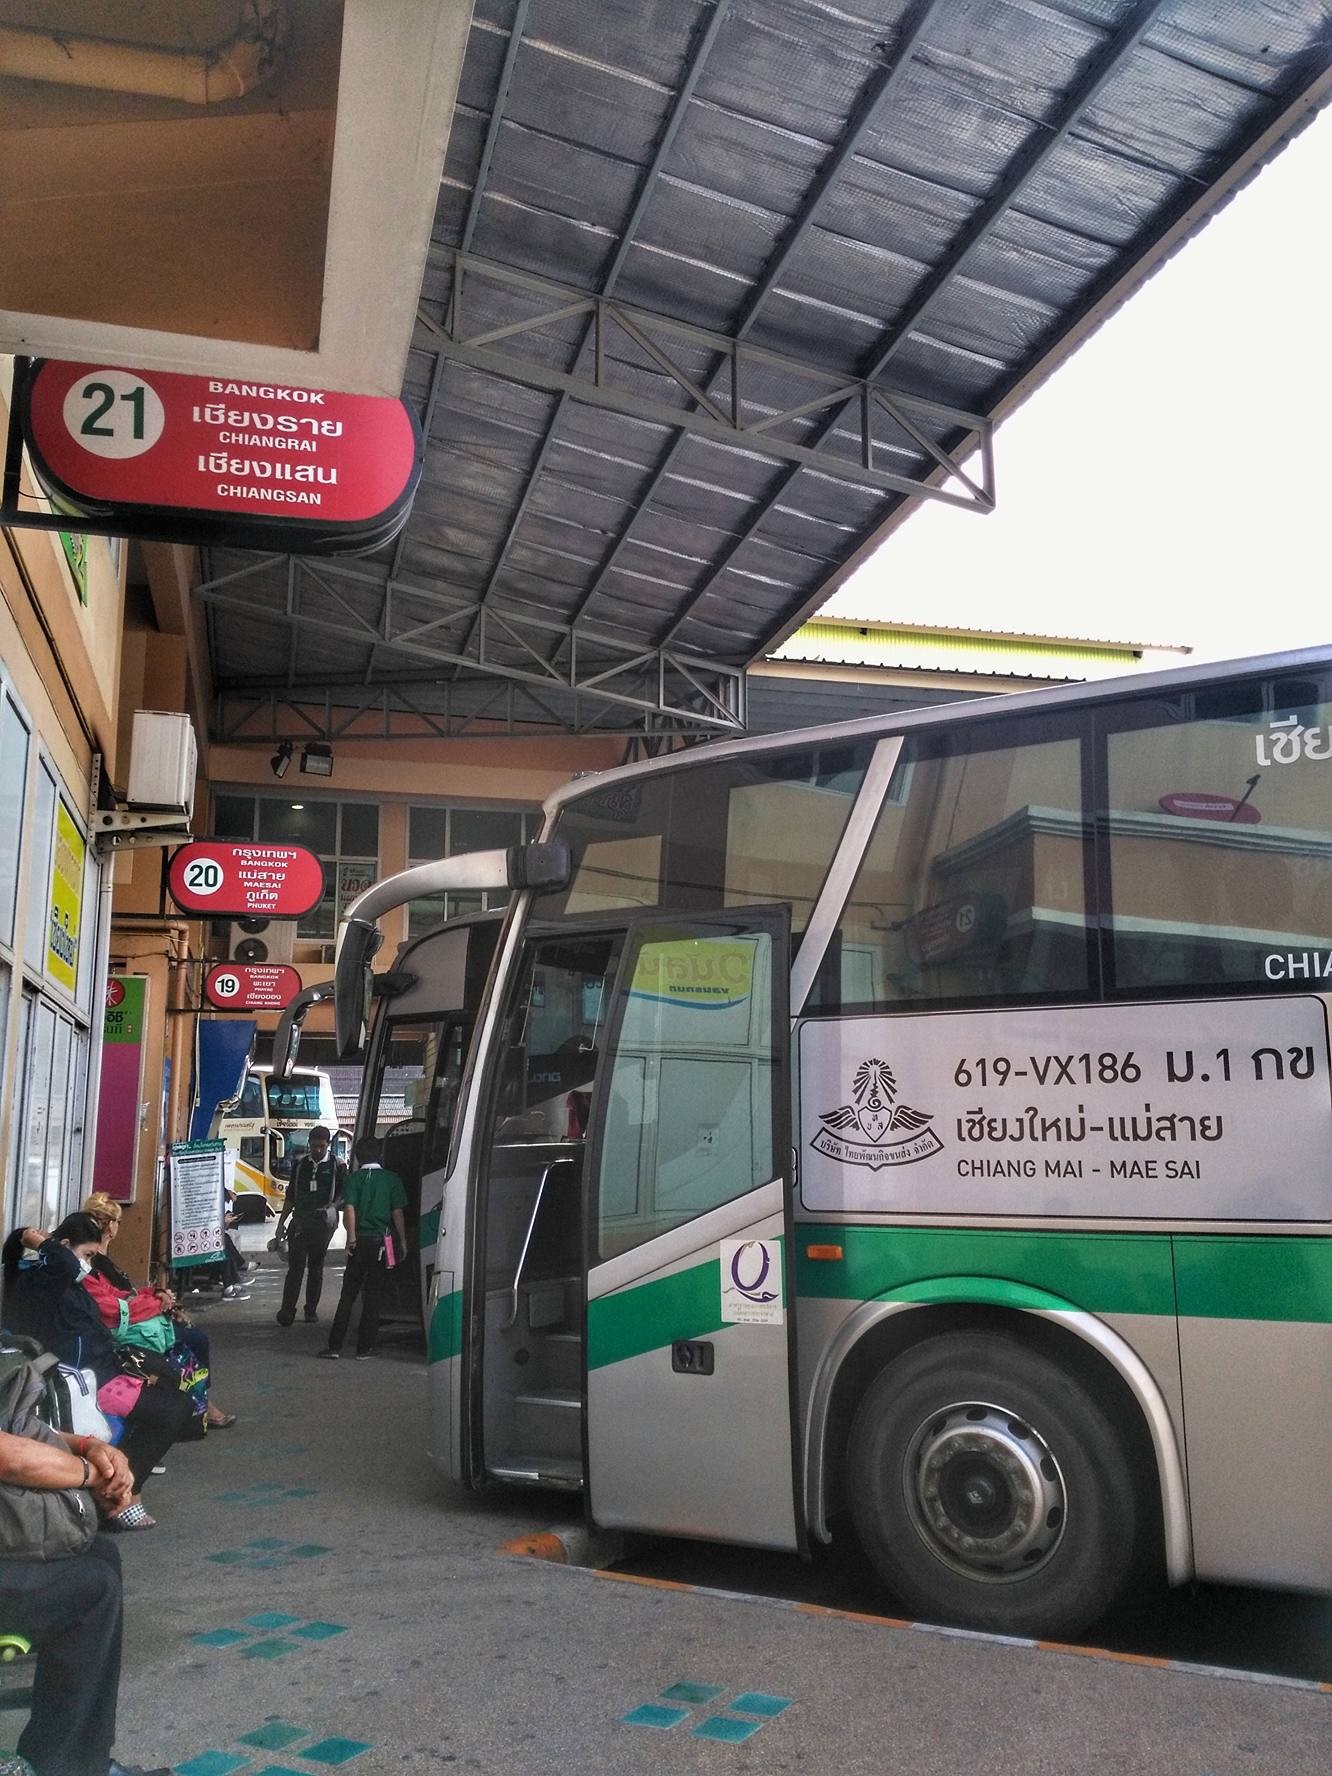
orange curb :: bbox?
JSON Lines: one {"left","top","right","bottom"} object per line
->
{"left": 592, "top": 1569, "right": 696, "bottom": 1593}
{"left": 795, "top": 1601, "right": 912, "bottom": 1628}
{"left": 1038, "top": 1640, "right": 1172, "bottom": 1668}
{"left": 501, "top": 1531, "right": 570, "bottom": 1562}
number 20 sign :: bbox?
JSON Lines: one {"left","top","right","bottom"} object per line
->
{"left": 167, "top": 841, "right": 325, "bottom": 919}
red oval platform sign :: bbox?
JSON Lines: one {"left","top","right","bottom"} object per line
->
{"left": 204, "top": 963, "right": 303, "bottom": 1012}
{"left": 168, "top": 842, "right": 325, "bottom": 918}
{"left": 1158, "top": 791, "right": 1261, "bottom": 825}
{"left": 20, "top": 359, "right": 422, "bottom": 555}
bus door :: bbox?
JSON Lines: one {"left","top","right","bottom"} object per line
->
{"left": 360, "top": 1012, "right": 473, "bottom": 1319}
{"left": 584, "top": 911, "right": 799, "bottom": 1549}
{"left": 472, "top": 930, "right": 621, "bottom": 1488}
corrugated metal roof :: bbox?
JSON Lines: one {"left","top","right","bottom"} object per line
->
{"left": 199, "top": 0, "right": 1332, "bottom": 737}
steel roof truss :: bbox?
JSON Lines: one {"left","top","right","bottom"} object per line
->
{"left": 427, "top": 252, "right": 993, "bottom": 510}
{"left": 195, "top": 566, "right": 745, "bottom": 734}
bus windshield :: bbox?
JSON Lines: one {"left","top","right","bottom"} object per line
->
{"left": 537, "top": 741, "right": 871, "bottom": 935}
{"left": 266, "top": 1077, "right": 326, "bottom": 1120}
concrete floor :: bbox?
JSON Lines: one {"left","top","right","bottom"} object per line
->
{"left": 6, "top": 1243, "right": 1329, "bottom": 1776}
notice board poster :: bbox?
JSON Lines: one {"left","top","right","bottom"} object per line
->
{"left": 169, "top": 1138, "right": 226, "bottom": 1267}
{"left": 96, "top": 975, "right": 147, "bottom": 1203}
{"left": 47, "top": 802, "right": 85, "bottom": 994}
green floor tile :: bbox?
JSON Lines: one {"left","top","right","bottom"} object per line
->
{"left": 241, "top": 1638, "right": 300, "bottom": 1660}
{"left": 175, "top": 1753, "right": 252, "bottom": 1776}
{"left": 205, "top": 1549, "right": 253, "bottom": 1565}
{"left": 731, "top": 1691, "right": 792, "bottom": 1717}
{"left": 660, "top": 1682, "right": 725, "bottom": 1704}
{"left": 191, "top": 1629, "right": 249, "bottom": 1648}
{"left": 236, "top": 1722, "right": 308, "bottom": 1750}
{"left": 252, "top": 1766, "right": 307, "bottom": 1776}
{"left": 623, "top": 1705, "right": 689, "bottom": 1730}
{"left": 286, "top": 1544, "right": 331, "bottom": 1559}
{"left": 292, "top": 1621, "right": 347, "bottom": 1640}
{"left": 693, "top": 1716, "right": 763, "bottom": 1744}
{"left": 300, "top": 1739, "right": 373, "bottom": 1765}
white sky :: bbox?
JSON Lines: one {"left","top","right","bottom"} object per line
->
{"left": 825, "top": 104, "right": 1331, "bottom": 664}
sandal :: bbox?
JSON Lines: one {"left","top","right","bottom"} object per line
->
{"left": 206, "top": 1411, "right": 238, "bottom": 1429}
{"left": 107, "top": 1502, "right": 157, "bottom": 1531}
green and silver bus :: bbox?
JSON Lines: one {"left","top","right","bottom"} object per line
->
{"left": 337, "top": 645, "right": 1332, "bottom": 1638}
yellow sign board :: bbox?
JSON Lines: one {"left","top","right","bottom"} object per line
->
{"left": 630, "top": 937, "right": 754, "bottom": 1010}
{"left": 47, "top": 801, "right": 84, "bottom": 993}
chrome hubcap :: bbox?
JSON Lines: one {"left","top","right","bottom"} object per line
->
{"left": 903, "top": 1401, "right": 1066, "bottom": 1583}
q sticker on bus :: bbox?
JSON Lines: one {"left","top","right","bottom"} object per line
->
{"left": 720, "top": 1239, "right": 784, "bottom": 1326}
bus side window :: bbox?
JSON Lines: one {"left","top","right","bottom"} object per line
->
{"left": 1103, "top": 673, "right": 1332, "bottom": 992}
{"left": 808, "top": 723, "right": 1088, "bottom": 1014}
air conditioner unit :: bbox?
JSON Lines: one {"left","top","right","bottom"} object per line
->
{"left": 126, "top": 711, "right": 197, "bottom": 818}
{"left": 229, "top": 919, "right": 296, "bottom": 965}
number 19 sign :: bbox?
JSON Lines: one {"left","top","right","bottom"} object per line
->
{"left": 205, "top": 964, "right": 302, "bottom": 1012}
{"left": 168, "top": 842, "right": 324, "bottom": 919}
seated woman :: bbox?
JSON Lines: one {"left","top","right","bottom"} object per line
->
{"left": 1, "top": 1214, "right": 196, "bottom": 1530}
{"left": 81, "top": 1192, "right": 237, "bottom": 1430}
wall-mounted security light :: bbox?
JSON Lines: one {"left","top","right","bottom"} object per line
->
{"left": 270, "top": 740, "right": 293, "bottom": 779}
{"left": 300, "top": 742, "right": 334, "bottom": 778}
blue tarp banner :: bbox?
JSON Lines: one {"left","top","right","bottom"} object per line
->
{"left": 190, "top": 1019, "right": 256, "bottom": 1142}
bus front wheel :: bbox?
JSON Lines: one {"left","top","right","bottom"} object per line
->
{"left": 847, "top": 1331, "right": 1139, "bottom": 1639}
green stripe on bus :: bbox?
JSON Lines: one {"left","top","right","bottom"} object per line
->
{"left": 796, "top": 1224, "right": 1176, "bottom": 1317}
{"left": 584, "top": 1226, "right": 1331, "bottom": 1374}
{"left": 587, "top": 1259, "right": 722, "bottom": 1371}
{"left": 428, "top": 1289, "right": 463, "bottom": 1364}
{"left": 1174, "top": 1236, "right": 1332, "bottom": 1323}
{"left": 419, "top": 1206, "right": 441, "bottom": 1250}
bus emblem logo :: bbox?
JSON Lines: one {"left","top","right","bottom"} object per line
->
{"left": 812, "top": 1058, "right": 943, "bottom": 1170}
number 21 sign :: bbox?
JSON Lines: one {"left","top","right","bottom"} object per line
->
{"left": 168, "top": 841, "right": 324, "bottom": 919}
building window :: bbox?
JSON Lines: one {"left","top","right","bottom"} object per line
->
{"left": 212, "top": 793, "right": 380, "bottom": 939}
{"left": 23, "top": 763, "right": 56, "bottom": 974}
{"left": 407, "top": 804, "right": 538, "bottom": 939}
{"left": 0, "top": 694, "right": 30, "bottom": 949}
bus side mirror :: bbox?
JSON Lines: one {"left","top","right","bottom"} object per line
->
{"left": 274, "top": 982, "right": 335, "bottom": 1078}
{"left": 333, "top": 841, "right": 569, "bottom": 1059}
{"left": 333, "top": 920, "right": 385, "bottom": 1060}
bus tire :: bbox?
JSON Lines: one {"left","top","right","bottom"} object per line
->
{"left": 846, "top": 1330, "right": 1139, "bottom": 1639}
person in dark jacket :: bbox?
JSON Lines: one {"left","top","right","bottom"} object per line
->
{"left": 0, "top": 1423, "right": 170, "bottom": 1776}
{"left": 1, "top": 1215, "right": 194, "bottom": 1528}
{"left": 274, "top": 1126, "right": 346, "bottom": 1327}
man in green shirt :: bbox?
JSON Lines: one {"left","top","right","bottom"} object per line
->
{"left": 317, "top": 1137, "right": 408, "bottom": 1360}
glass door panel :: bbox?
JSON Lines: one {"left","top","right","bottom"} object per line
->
{"left": 585, "top": 910, "right": 798, "bottom": 1549}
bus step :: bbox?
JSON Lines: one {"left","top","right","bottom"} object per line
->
{"left": 489, "top": 1455, "right": 583, "bottom": 1490}
{"left": 513, "top": 1390, "right": 582, "bottom": 1461}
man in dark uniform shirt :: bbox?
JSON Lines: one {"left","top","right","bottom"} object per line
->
{"left": 274, "top": 1125, "right": 346, "bottom": 1327}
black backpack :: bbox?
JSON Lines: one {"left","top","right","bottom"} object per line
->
{"left": 0, "top": 1337, "right": 95, "bottom": 1561}
{"left": 0, "top": 1336, "right": 66, "bottom": 1436}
